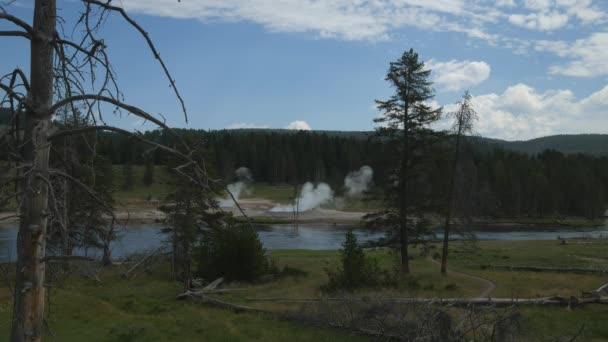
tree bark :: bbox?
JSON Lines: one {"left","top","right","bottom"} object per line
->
{"left": 441, "top": 132, "right": 462, "bottom": 275}
{"left": 399, "top": 101, "right": 410, "bottom": 274}
{"left": 11, "top": 1, "right": 56, "bottom": 341}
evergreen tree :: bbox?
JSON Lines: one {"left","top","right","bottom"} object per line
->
{"left": 369, "top": 48, "right": 442, "bottom": 274}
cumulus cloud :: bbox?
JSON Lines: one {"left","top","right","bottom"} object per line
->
{"left": 120, "top": 0, "right": 501, "bottom": 41}
{"left": 536, "top": 32, "right": 608, "bottom": 77}
{"left": 426, "top": 60, "right": 491, "bottom": 92}
{"left": 508, "top": 11, "right": 569, "bottom": 30}
{"left": 286, "top": 120, "right": 312, "bottom": 130}
{"left": 225, "top": 123, "right": 270, "bottom": 129}
{"left": 437, "top": 84, "right": 608, "bottom": 140}
{"left": 496, "top": 0, "right": 516, "bottom": 7}
{"left": 504, "top": 0, "right": 604, "bottom": 31}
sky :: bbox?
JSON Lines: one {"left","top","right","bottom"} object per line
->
{"left": 1, "top": 0, "right": 608, "bottom": 140}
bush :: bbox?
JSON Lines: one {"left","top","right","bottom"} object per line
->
{"left": 323, "top": 230, "right": 391, "bottom": 291}
{"left": 195, "top": 224, "right": 270, "bottom": 282}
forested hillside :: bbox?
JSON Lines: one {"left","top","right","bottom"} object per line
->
{"left": 90, "top": 128, "right": 608, "bottom": 219}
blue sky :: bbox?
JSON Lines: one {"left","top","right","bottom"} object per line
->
{"left": 1, "top": 0, "right": 608, "bottom": 140}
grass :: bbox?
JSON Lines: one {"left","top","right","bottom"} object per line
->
{"left": 241, "top": 183, "right": 298, "bottom": 204}
{"left": 111, "top": 165, "right": 175, "bottom": 205}
{"left": 446, "top": 240, "right": 608, "bottom": 298}
{"left": 2, "top": 240, "right": 608, "bottom": 340}
{"left": 0, "top": 262, "right": 365, "bottom": 342}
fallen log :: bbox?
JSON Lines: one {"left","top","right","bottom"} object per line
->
{"left": 480, "top": 264, "right": 608, "bottom": 275}
{"left": 202, "top": 277, "right": 224, "bottom": 291}
{"left": 244, "top": 296, "right": 608, "bottom": 307}
{"left": 176, "top": 288, "right": 246, "bottom": 298}
{"left": 582, "top": 282, "right": 608, "bottom": 298}
{"left": 176, "top": 291, "right": 401, "bottom": 339}
{"left": 41, "top": 255, "right": 95, "bottom": 262}
{"left": 123, "top": 248, "right": 164, "bottom": 278}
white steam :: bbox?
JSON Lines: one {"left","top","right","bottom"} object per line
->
{"left": 270, "top": 182, "right": 334, "bottom": 213}
{"left": 344, "top": 165, "right": 373, "bottom": 196}
{"left": 218, "top": 167, "right": 253, "bottom": 208}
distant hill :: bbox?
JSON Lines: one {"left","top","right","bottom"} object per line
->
{"left": 219, "top": 129, "right": 608, "bottom": 156}
{"left": 474, "top": 134, "right": 608, "bottom": 156}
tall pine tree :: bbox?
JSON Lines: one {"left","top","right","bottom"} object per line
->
{"left": 370, "top": 49, "right": 442, "bottom": 274}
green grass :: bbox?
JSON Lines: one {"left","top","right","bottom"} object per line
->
{"left": 240, "top": 183, "right": 297, "bottom": 204}
{"left": 446, "top": 240, "right": 608, "bottom": 298}
{"left": 0, "top": 263, "right": 365, "bottom": 342}
{"left": 2, "top": 240, "right": 608, "bottom": 340}
{"left": 111, "top": 165, "right": 175, "bottom": 205}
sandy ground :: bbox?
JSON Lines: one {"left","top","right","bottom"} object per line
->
{"left": 0, "top": 198, "right": 369, "bottom": 225}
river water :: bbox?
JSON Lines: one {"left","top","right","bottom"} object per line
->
{"left": 1, "top": 223, "right": 607, "bottom": 262}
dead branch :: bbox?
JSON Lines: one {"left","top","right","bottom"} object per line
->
{"left": 40, "top": 256, "right": 94, "bottom": 263}
{"left": 48, "top": 125, "right": 190, "bottom": 160}
{"left": 177, "top": 292, "right": 400, "bottom": 339}
{"left": 0, "top": 30, "right": 30, "bottom": 39}
{"left": 81, "top": 0, "right": 188, "bottom": 123}
{"left": 0, "top": 12, "right": 33, "bottom": 34}
{"left": 123, "top": 248, "right": 164, "bottom": 278}
{"left": 244, "top": 296, "right": 608, "bottom": 307}
{"left": 202, "top": 277, "right": 224, "bottom": 291}
{"left": 480, "top": 264, "right": 608, "bottom": 275}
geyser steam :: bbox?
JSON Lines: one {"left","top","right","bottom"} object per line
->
{"left": 344, "top": 165, "right": 373, "bottom": 196}
{"left": 219, "top": 167, "right": 253, "bottom": 207}
{"left": 270, "top": 182, "right": 334, "bottom": 213}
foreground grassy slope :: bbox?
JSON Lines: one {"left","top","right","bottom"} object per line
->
{"left": 1, "top": 240, "right": 608, "bottom": 340}
{"left": 0, "top": 262, "right": 365, "bottom": 342}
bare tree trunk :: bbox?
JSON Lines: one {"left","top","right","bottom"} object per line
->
{"left": 11, "top": 1, "right": 56, "bottom": 341}
{"left": 399, "top": 108, "right": 410, "bottom": 274}
{"left": 441, "top": 133, "right": 461, "bottom": 275}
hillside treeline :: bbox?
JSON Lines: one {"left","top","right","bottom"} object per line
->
{"left": 91, "top": 129, "right": 608, "bottom": 219}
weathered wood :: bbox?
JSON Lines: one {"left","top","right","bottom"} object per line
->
{"left": 177, "top": 292, "right": 401, "bottom": 339}
{"left": 480, "top": 264, "right": 608, "bottom": 275}
{"left": 582, "top": 282, "right": 608, "bottom": 298}
{"left": 123, "top": 248, "right": 162, "bottom": 278}
{"left": 40, "top": 256, "right": 94, "bottom": 263}
{"left": 244, "top": 296, "right": 608, "bottom": 307}
{"left": 202, "top": 277, "right": 224, "bottom": 291}
{"left": 11, "top": 1, "right": 56, "bottom": 341}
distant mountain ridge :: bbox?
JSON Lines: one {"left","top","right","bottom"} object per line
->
{"left": 218, "top": 129, "right": 608, "bottom": 156}
{"left": 474, "top": 134, "right": 608, "bottom": 156}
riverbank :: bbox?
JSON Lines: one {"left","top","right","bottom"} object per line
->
{"left": 2, "top": 196, "right": 606, "bottom": 227}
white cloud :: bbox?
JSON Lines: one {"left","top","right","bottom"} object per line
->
{"left": 508, "top": 11, "right": 569, "bottom": 30}
{"left": 225, "top": 122, "right": 269, "bottom": 129}
{"left": 286, "top": 120, "right": 312, "bottom": 130}
{"left": 536, "top": 32, "right": 608, "bottom": 77}
{"left": 496, "top": 0, "right": 516, "bottom": 7}
{"left": 426, "top": 59, "right": 491, "bottom": 92}
{"left": 523, "top": 0, "right": 553, "bottom": 11}
{"left": 121, "top": 0, "right": 497, "bottom": 41}
{"left": 504, "top": 0, "right": 604, "bottom": 32}
{"left": 555, "top": 0, "right": 605, "bottom": 23}
{"left": 437, "top": 84, "right": 608, "bottom": 140}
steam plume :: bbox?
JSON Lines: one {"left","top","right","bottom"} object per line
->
{"left": 344, "top": 165, "right": 373, "bottom": 196}
{"left": 270, "top": 182, "right": 334, "bottom": 213}
{"left": 219, "top": 167, "right": 253, "bottom": 207}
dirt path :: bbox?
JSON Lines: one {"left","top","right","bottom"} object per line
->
{"left": 427, "top": 257, "right": 496, "bottom": 298}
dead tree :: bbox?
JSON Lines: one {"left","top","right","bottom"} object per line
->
{"left": 440, "top": 91, "right": 477, "bottom": 275}
{"left": 0, "top": 1, "right": 219, "bottom": 341}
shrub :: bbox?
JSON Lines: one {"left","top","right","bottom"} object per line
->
{"left": 195, "top": 224, "right": 270, "bottom": 282}
{"left": 323, "top": 230, "right": 390, "bottom": 291}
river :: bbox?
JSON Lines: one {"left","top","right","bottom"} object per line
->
{"left": 1, "top": 223, "right": 608, "bottom": 262}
